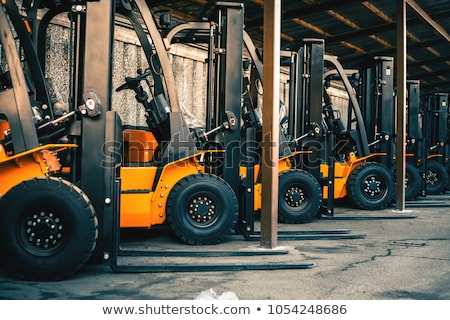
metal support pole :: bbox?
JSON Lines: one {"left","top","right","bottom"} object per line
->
{"left": 395, "top": 0, "right": 407, "bottom": 210}
{"left": 261, "top": 0, "right": 281, "bottom": 248}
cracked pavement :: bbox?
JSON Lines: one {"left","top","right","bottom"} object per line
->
{"left": 0, "top": 194, "right": 449, "bottom": 300}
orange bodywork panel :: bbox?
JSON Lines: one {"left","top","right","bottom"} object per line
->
{"left": 119, "top": 166, "right": 157, "bottom": 228}
{"left": 0, "top": 120, "right": 9, "bottom": 140}
{"left": 0, "top": 154, "right": 46, "bottom": 195}
{"left": 320, "top": 161, "right": 353, "bottom": 199}
{"left": 247, "top": 155, "right": 296, "bottom": 212}
{"left": 123, "top": 129, "right": 158, "bottom": 163}
{"left": 320, "top": 152, "right": 383, "bottom": 200}
{"left": 0, "top": 143, "right": 75, "bottom": 195}
{"left": 119, "top": 156, "right": 202, "bottom": 228}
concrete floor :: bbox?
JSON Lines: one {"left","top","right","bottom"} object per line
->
{"left": 1, "top": 194, "right": 449, "bottom": 300}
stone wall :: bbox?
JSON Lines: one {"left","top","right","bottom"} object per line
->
{"left": 43, "top": 22, "right": 290, "bottom": 128}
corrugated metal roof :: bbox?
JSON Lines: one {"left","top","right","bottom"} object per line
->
{"left": 149, "top": 0, "right": 450, "bottom": 95}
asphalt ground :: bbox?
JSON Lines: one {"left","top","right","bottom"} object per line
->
{"left": 0, "top": 194, "right": 449, "bottom": 300}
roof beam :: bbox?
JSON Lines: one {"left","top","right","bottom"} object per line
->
{"left": 323, "top": 10, "right": 450, "bottom": 45}
{"left": 406, "top": 0, "right": 450, "bottom": 43}
{"left": 410, "top": 67, "right": 450, "bottom": 80}
{"left": 245, "top": 0, "right": 365, "bottom": 29}
{"left": 421, "top": 81, "right": 450, "bottom": 92}
{"left": 337, "top": 39, "right": 445, "bottom": 65}
{"left": 325, "top": 23, "right": 395, "bottom": 45}
{"left": 407, "top": 55, "right": 450, "bottom": 68}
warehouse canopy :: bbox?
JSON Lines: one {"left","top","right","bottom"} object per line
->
{"left": 149, "top": 0, "right": 450, "bottom": 96}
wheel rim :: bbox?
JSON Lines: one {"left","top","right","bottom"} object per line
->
{"left": 187, "top": 195, "right": 219, "bottom": 227}
{"left": 284, "top": 185, "right": 307, "bottom": 210}
{"left": 18, "top": 209, "right": 65, "bottom": 257}
{"left": 362, "top": 174, "right": 387, "bottom": 200}
{"left": 426, "top": 170, "right": 438, "bottom": 185}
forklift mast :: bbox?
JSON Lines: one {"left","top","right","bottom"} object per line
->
{"left": 165, "top": 2, "right": 245, "bottom": 191}
{"left": 357, "top": 56, "right": 395, "bottom": 167}
{"left": 406, "top": 80, "right": 427, "bottom": 197}
{"left": 294, "top": 40, "right": 372, "bottom": 160}
{"left": 0, "top": 0, "right": 46, "bottom": 154}
{"left": 291, "top": 39, "right": 375, "bottom": 173}
{"left": 208, "top": 2, "right": 244, "bottom": 196}
{"left": 422, "top": 92, "right": 450, "bottom": 194}
{"left": 289, "top": 39, "right": 326, "bottom": 178}
{"left": 241, "top": 31, "right": 298, "bottom": 159}
{"left": 406, "top": 80, "right": 423, "bottom": 158}
{"left": 423, "top": 92, "right": 449, "bottom": 156}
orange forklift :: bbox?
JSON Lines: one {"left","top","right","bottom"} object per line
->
{"left": 285, "top": 39, "right": 395, "bottom": 212}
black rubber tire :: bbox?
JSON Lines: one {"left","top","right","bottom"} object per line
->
{"left": 445, "top": 163, "right": 450, "bottom": 191}
{"left": 447, "top": 163, "right": 450, "bottom": 192}
{"left": 166, "top": 173, "right": 238, "bottom": 245}
{"left": 347, "top": 162, "right": 394, "bottom": 210}
{"left": 0, "top": 177, "right": 98, "bottom": 281}
{"left": 404, "top": 162, "right": 422, "bottom": 201}
{"left": 278, "top": 170, "right": 322, "bottom": 224}
{"left": 426, "top": 160, "right": 449, "bottom": 195}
